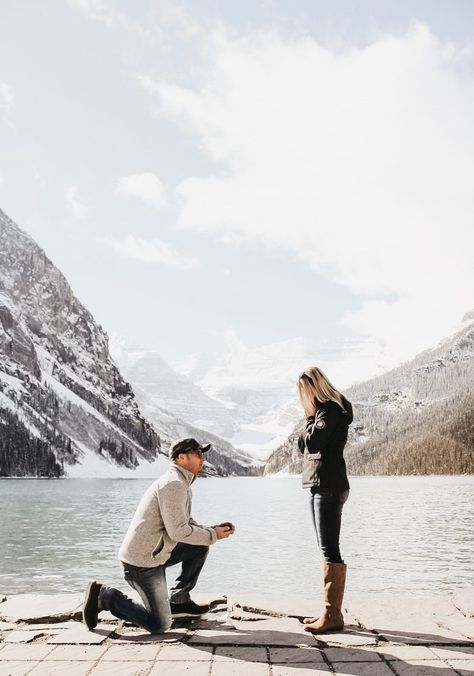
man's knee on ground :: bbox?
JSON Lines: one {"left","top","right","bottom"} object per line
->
{"left": 149, "top": 608, "right": 172, "bottom": 634}
{"left": 149, "top": 618, "right": 172, "bottom": 634}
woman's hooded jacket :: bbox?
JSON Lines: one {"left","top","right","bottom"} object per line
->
{"left": 298, "top": 395, "right": 353, "bottom": 492}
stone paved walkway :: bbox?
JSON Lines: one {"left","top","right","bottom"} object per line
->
{"left": 0, "top": 589, "right": 473, "bottom": 675}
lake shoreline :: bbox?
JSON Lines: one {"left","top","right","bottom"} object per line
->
{"left": 1, "top": 473, "right": 474, "bottom": 480}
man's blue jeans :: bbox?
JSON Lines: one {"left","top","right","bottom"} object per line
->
{"left": 98, "top": 543, "right": 209, "bottom": 633}
{"left": 310, "top": 487, "right": 349, "bottom": 563}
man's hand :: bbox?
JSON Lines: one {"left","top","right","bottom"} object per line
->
{"left": 213, "top": 522, "right": 236, "bottom": 539}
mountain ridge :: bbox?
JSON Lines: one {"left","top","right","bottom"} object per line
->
{"left": 264, "top": 313, "right": 474, "bottom": 476}
{"left": 0, "top": 208, "right": 257, "bottom": 477}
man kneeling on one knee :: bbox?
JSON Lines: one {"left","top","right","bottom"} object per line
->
{"left": 83, "top": 438, "right": 235, "bottom": 633}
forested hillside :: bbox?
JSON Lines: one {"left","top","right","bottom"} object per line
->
{"left": 264, "top": 314, "right": 474, "bottom": 476}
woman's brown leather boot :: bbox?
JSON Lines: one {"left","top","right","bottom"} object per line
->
{"left": 304, "top": 561, "right": 346, "bottom": 633}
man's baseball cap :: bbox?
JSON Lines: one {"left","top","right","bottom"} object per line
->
{"left": 169, "top": 438, "right": 211, "bottom": 461}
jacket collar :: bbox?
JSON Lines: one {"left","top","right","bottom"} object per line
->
{"left": 171, "top": 462, "right": 196, "bottom": 485}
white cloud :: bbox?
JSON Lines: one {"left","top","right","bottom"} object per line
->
{"left": 68, "top": 0, "right": 144, "bottom": 32}
{"left": 68, "top": 0, "right": 114, "bottom": 25}
{"left": 137, "top": 75, "right": 161, "bottom": 96}
{"left": 65, "top": 185, "right": 89, "bottom": 220}
{"left": 142, "top": 23, "right": 474, "bottom": 365}
{"left": 70, "top": 1, "right": 199, "bottom": 45}
{"left": 98, "top": 235, "right": 200, "bottom": 269}
{"left": 116, "top": 173, "right": 167, "bottom": 209}
{"left": 0, "top": 83, "right": 14, "bottom": 117}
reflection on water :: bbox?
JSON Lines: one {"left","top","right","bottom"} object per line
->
{"left": 1, "top": 476, "right": 473, "bottom": 596}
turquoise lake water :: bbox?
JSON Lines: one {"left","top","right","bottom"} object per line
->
{"left": 1, "top": 476, "right": 473, "bottom": 596}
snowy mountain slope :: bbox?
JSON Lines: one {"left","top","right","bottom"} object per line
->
{"left": 111, "top": 343, "right": 239, "bottom": 438}
{"left": 110, "top": 346, "right": 259, "bottom": 475}
{"left": 174, "top": 332, "right": 339, "bottom": 460}
{"left": 0, "top": 208, "right": 258, "bottom": 478}
{"left": 264, "top": 312, "right": 474, "bottom": 476}
{"left": 0, "top": 208, "right": 162, "bottom": 477}
{"left": 129, "top": 382, "right": 259, "bottom": 476}
{"left": 119, "top": 331, "right": 383, "bottom": 463}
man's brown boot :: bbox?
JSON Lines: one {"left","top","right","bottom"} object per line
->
{"left": 304, "top": 561, "right": 346, "bottom": 634}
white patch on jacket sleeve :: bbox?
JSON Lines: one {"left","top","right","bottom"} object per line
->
{"left": 314, "top": 411, "right": 326, "bottom": 429}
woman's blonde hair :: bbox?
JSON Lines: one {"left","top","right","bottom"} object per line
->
{"left": 297, "top": 366, "right": 347, "bottom": 411}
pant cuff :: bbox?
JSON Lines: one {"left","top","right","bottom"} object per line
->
{"left": 98, "top": 585, "right": 112, "bottom": 611}
{"left": 169, "top": 590, "right": 191, "bottom": 604}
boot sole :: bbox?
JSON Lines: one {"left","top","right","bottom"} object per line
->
{"left": 304, "top": 623, "right": 344, "bottom": 634}
{"left": 83, "top": 580, "right": 101, "bottom": 630}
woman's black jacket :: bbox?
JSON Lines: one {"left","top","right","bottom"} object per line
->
{"left": 298, "top": 396, "right": 353, "bottom": 493}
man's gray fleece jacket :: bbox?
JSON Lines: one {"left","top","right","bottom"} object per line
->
{"left": 118, "top": 463, "right": 217, "bottom": 568}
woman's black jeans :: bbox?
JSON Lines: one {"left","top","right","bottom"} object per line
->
{"left": 310, "top": 487, "right": 349, "bottom": 563}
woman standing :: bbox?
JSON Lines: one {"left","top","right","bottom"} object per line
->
{"left": 297, "top": 366, "right": 353, "bottom": 634}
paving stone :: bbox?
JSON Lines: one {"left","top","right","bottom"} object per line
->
{"left": 24, "top": 622, "right": 86, "bottom": 631}
{"left": 228, "top": 611, "right": 271, "bottom": 622}
{"left": 45, "top": 623, "right": 115, "bottom": 644}
{"left": 3, "top": 630, "right": 44, "bottom": 643}
{"left": 453, "top": 589, "right": 474, "bottom": 618}
{"left": 189, "top": 618, "right": 314, "bottom": 646}
{"left": 228, "top": 593, "right": 359, "bottom": 626}
{"left": 269, "top": 647, "right": 325, "bottom": 663}
{"left": 101, "top": 644, "right": 160, "bottom": 661}
{"left": 391, "top": 660, "right": 457, "bottom": 675}
{"left": 325, "top": 646, "right": 383, "bottom": 662}
{"left": 113, "top": 626, "right": 188, "bottom": 643}
{"left": 90, "top": 662, "right": 152, "bottom": 676}
{"left": 0, "top": 644, "right": 55, "bottom": 661}
{"left": 271, "top": 666, "right": 330, "bottom": 676}
{"left": 441, "top": 610, "right": 474, "bottom": 640}
{"left": 0, "top": 621, "right": 17, "bottom": 630}
{"left": 188, "top": 626, "right": 253, "bottom": 647}
{"left": 149, "top": 662, "right": 210, "bottom": 675}
{"left": 156, "top": 644, "right": 213, "bottom": 660}
{"left": 445, "top": 660, "right": 474, "bottom": 675}
{"left": 0, "top": 662, "right": 41, "bottom": 676}
{"left": 333, "top": 663, "right": 393, "bottom": 675}
{"left": 214, "top": 647, "right": 267, "bottom": 662}
{"left": 430, "top": 646, "right": 474, "bottom": 660}
{"left": 211, "top": 662, "right": 270, "bottom": 675}
{"left": 347, "top": 593, "right": 471, "bottom": 644}
{"left": 0, "top": 595, "right": 82, "bottom": 623}
{"left": 227, "top": 593, "right": 316, "bottom": 619}
{"left": 28, "top": 662, "right": 96, "bottom": 676}
{"left": 377, "top": 644, "right": 439, "bottom": 660}
{"left": 314, "top": 628, "right": 379, "bottom": 647}
{"left": 45, "top": 645, "right": 108, "bottom": 660}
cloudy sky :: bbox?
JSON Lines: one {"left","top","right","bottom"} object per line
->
{"left": 1, "top": 0, "right": 473, "bottom": 386}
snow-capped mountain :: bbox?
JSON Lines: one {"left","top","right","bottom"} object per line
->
{"left": 173, "top": 331, "right": 320, "bottom": 459}
{"left": 126, "top": 383, "right": 257, "bottom": 477}
{"left": 0, "top": 208, "right": 256, "bottom": 478}
{"left": 111, "top": 336, "right": 307, "bottom": 462}
{"left": 0, "top": 208, "right": 161, "bottom": 477}
{"left": 111, "top": 343, "right": 239, "bottom": 438}
{"left": 109, "top": 343, "right": 259, "bottom": 475}
{"left": 264, "top": 312, "right": 474, "bottom": 476}
{"left": 115, "top": 329, "right": 393, "bottom": 463}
